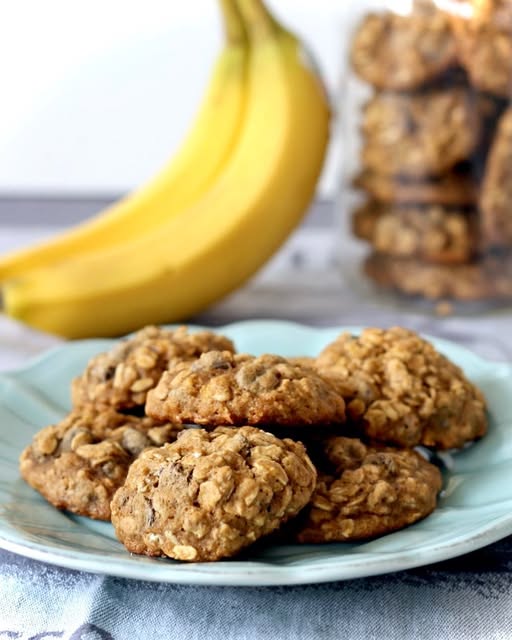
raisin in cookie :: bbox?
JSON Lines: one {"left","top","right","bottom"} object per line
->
{"left": 352, "top": 200, "right": 478, "bottom": 264}
{"left": 361, "top": 90, "right": 480, "bottom": 178}
{"left": 111, "top": 427, "right": 317, "bottom": 561}
{"left": 481, "top": 107, "right": 512, "bottom": 248}
{"left": 72, "top": 325, "right": 235, "bottom": 410}
{"left": 292, "top": 437, "right": 442, "bottom": 543}
{"left": 451, "top": 0, "right": 512, "bottom": 97}
{"left": 353, "top": 169, "right": 478, "bottom": 206}
{"left": 316, "top": 327, "right": 487, "bottom": 449}
{"left": 146, "top": 350, "right": 346, "bottom": 428}
{"left": 351, "top": 3, "right": 457, "bottom": 91}
{"left": 19, "top": 406, "right": 182, "bottom": 520}
{"left": 364, "top": 252, "right": 512, "bottom": 301}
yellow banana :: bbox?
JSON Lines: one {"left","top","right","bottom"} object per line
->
{"left": 0, "top": 0, "right": 248, "bottom": 281}
{"left": 3, "top": 0, "right": 330, "bottom": 338}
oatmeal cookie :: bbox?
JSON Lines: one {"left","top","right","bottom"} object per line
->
{"left": 292, "top": 437, "right": 442, "bottom": 543}
{"left": 111, "top": 426, "right": 317, "bottom": 561}
{"left": 353, "top": 169, "right": 478, "bottom": 206}
{"left": 315, "top": 327, "right": 487, "bottom": 449}
{"left": 352, "top": 200, "right": 478, "bottom": 264}
{"left": 72, "top": 325, "right": 235, "bottom": 410}
{"left": 351, "top": 4, "right": 457, "bottom": 91}
{"left": 481, "top": 107, "right": 512, "bottom": 247}
{"left": 19, "top": 406, "right": 182, "bottom": 520}
{"left": 146, "top": 350, "right": 346, "bottom": 428}
{"left": 361, "top": 90, "right": 481, "bottom": 178}
{"left": 451, "top": 0, "right": 512, "bottom": 97}
{"left": 364, "top": 252, "right": 512, "bottom": 300}
{"left": 287, "top": 356, "right": 316, "bottom": 368}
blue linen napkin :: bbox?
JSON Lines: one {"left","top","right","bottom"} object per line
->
{"left": 2, "top": 541, "right": 512, "bottom": 640}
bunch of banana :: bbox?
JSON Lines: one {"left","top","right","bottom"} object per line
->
{"left": 0, "top": 0, "right": 330, "bottom": 338}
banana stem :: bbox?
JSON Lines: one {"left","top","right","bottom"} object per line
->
{"left": 218, "top": 0, "right": 247, "bottom": 45}
{"left": 235, "top": 0, "right": 281, "bottom": 39}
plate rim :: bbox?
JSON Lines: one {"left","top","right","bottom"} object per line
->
{"left": 2, "top": 508, "right": 512, "bottom": 586}
{"left": 1, "top": 319, "right": 511, "bottom": 586}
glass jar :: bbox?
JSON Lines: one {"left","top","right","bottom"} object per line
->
{"left": 339, "top": 0, "right": 512, "bottom": 312}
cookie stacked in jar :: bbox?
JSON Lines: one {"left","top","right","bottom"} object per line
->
{"left": 345, "top": 0, "right": 512, "bottom": 305}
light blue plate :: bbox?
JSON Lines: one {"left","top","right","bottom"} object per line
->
{"left": 1, "top": 320, "right": 511, "bottom": 586}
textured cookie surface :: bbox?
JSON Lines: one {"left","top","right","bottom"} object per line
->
{"left": 451, "top": 0, "right": 512, "bottom": 97}
{"left": 19, "top": 406, "right": 182, "bottom": 520}
{"left": 481, "top": 107, "right": 512, "bottom": 247}
{"left": 364, "top": 252, "right": 512, "bottom": 301}
{"left": 316, "top": 327, "right": 487, "bottom": 449}
{"left": 361, "top": 90, "right": 480, "bottom": 178}
{"left": 353, "top": 169, "right": 478, "bottom": 206}
{"left": 352, "top": 200, "right": 478, "bottom": 264}
{"left": 72, "top": 325, "right": 235, "bottom": 410}
{"left": 293, "top": 437, "right": 442, "bottom": 543}
{"left": 111, "top": 427, "right": 317, "bottom": 561}
{"left": 351, "top": 4, "right": 457, "bottom": 90}
{"left": 146, "top": 350, "right": 346, "bottom": 428}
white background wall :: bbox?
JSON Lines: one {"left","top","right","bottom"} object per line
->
{"left": 0, "top": 1, "right": 355, "bottom": 199}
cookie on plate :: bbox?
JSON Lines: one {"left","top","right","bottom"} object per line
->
{"left": 19, "top": 406, "right": 183, "bottom": 520}
{"left": 351, "top": 3, "right": 457, "bottom": 91}
{"left": 352, "top": 200, "right": 478, "bottom": 264}
{"left": 111, "top": 426, "right": 317, "bottom": 561}
{"left": 316, "top": 327, "right": 487, "bottom": 449}
{"left": 364, "top": 252, "right": 512, "bottom": 301}
{"left": 146, "top": 350, "right": 346, "bottom": 428}
{"left": 481, "top": 107, "right": 512, "bottom": 248}
{"left": 292, "top": 436, "right": 442, "bottom": 543}
{"left": 353, "top": 169, "right": 478, "bottom": 206}
{"left": 71, "top": 325, "right": 235, "bottom": 411}
{"left": 361, "top": 90, "right": 481, "bottom": 178}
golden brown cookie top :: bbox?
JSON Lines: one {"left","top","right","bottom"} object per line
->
{"left": 293, "top": 436, "right": 442, "bottom": 543}
{"left": 72, "top": 325, "right": 235, "bottom": 410}
{"left": 451, "top": 0, "right": 512, "bottom": 96}
{"left": 353, "top": 169, "right": 479, "bottom": 207}
{"left": 481, "top": 107, "right": 512, "bottom": 247}
{"left": 19, "top": 406, "right": 182, "bottom": 520}
{"left": 316, "top": 327, "right": 487, "bottom": 449}
{"left": 110, "top": 426, "right": 317, "bottom": 561}
{"left": 146, "top": 350, "right": 346, "bottom": 428}
{"left": 352, "top": 200, "right": 478, "bottom": 264}
{"left": 364, "top": 252, "right": 512, "bottom": 301}
{"left": 361, "top": 90, "right": 481, "bottom": 178}
{"left": 351, "top": 4, "right": 457, "bottom": 91}
{"left": 287, "top": 356, "right": 316, "bottom": 369}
